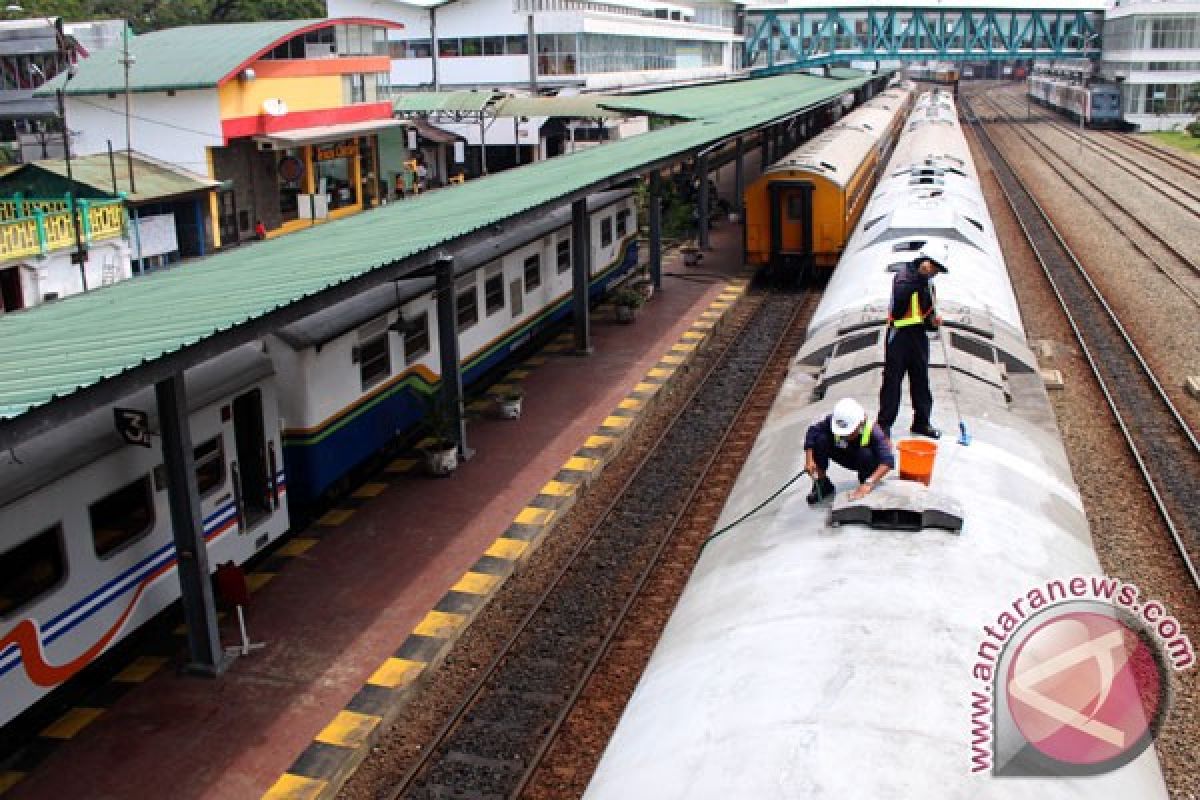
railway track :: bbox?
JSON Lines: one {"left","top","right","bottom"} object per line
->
{"left": 964, "top": 99, "right": 1200, "bottom": 592}
{"left": 970, "top": 91, "right": 1200, "bottom": 310}
{"left": 1001, "top": 96, "right": 1200, "bottom": 216}
{"left": 383, "top": 287, "right": 814, "bottom": 800}
{"left": 1105, "top": 130, "right": 1200, "bottom": 184}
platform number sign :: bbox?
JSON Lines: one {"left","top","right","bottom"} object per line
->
{"left": 114, "top": 407, "right": 152, "bottom": 448}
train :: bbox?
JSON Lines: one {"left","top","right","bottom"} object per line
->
{"left": 744, "top": 80, "right": 915, "bottom": 282}
{"left": 0, "top": 190, "right": 639, "bottom": 729}
{"left": 584, "top": 90, "right": 1170, "bottom": 798}
{"left": 1028, "top": 72, "right": 1124, "bottom": 128}
{"left": 907, "top": 63, "right": 960, "bottom": 84}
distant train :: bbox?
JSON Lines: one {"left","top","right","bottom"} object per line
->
{"left": 907, "top": 63, "right": 960, "bottom": 84}
{"left": 0, "top": 191, "right": 639, "bottom": 729}
{"left": 585, "top": 89, "right": 1170, "bottom": 800}
{"left": 744, "top": 81, "right": 915, "bottom": 282}
{"left": 1028, "top": 73, "right": 1123, "bottom": 128}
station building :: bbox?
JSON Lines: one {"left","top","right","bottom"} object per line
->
{"left": 36, "top": 18, "right": 410, "bottom": 245}
{"left": 327, "top": 0, "right": 744, "bottom": 92}
{"left": 1099, "top": 0, "right": 1200, "bottom": 131}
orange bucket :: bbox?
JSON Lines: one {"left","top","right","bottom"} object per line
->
{"left": 897, "top": 439, "right": 938, "bottom": 486}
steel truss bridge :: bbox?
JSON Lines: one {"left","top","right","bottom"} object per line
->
{"left": 743, "top": 7, "right": 1104, "bottom": 74}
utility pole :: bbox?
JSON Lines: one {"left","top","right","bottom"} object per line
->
{"left": 56, "top": 86, "right": 88, "bottom": 290}
{"left": 121, "top": 19, "right": 136, "bottom": 193}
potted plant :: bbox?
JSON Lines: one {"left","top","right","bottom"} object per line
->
{"left": 419, "top": 393, "right": 459, "bottom": 476}
{"left": 492, "top": 386, "right": 524, "bottom": 420}
{"left": 613, "top": 286, "right": 646, "bottom": 323}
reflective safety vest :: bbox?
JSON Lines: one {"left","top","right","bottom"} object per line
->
{"left": 890, "top": 291, "right": 928, "bottom": 328}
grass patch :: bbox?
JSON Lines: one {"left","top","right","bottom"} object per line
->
{"left": 1145, "top": 131, "right": 1200, "bottom": 156}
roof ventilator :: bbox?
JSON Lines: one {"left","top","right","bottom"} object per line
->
{"left": 830, "top": 481, "right": 963, "bottom": 533}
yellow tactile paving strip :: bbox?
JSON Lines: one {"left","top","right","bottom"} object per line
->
{"left": 264, "top": 279, "right": 747, "bottom": 799}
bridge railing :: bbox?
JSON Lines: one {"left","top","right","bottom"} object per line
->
{"left": 0, "top": 196, "right": 127, "bottom": 261}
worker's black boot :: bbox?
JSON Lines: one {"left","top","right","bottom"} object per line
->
{"left": 806, "top": 477, "right": 836, "bottom": 505}
{"left": 910, "top": 423, "right": 941, "bottom": 439}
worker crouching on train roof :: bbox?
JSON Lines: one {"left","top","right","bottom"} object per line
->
{"left": 804, "top": 398, "right": 895, "bottom": 504}
{"left": 878, "top": 245, "right": 948, "bottom": 440}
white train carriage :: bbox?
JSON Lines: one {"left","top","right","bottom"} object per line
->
{"left": 0, "top": 346, "right": 287, "bottom": 728}
{"left": 269, "top": 190, "right": 639, "bottom": 507}
{"left": 585, "top": 91, "right": 1169, "bottom": 798}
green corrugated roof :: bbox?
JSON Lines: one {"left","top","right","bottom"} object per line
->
{"left": 35, "top": 20, "right": 321, "bottom": 96}
{"left": 600, "top": 74, "right": 859, "bottom": 120}
{"left": 494, "top": 95, "right": 626, "bottom": 120}
{"left": 0, "top": 73, "right": 868, "bottom": 422}
{"left": 5, "top": 152, "right": 217, "bottom": 203}
{"left": 394, "top": 91, "right": 501, "bottom": 114}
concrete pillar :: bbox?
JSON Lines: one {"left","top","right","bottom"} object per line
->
{"left": 734, "top": 137, "right": 744, "bottom": 217}
{"left": 697, "top": 153, "right": 710, "bottom": 250}
{"left": 571, "top": 198, "right": 591, "bottom": 354}
{"left": 434, "top": 255, "right": 470, "bottom": 457}
{"left": 156, "top": 373, "right": 228, "bottom": 677}
{"left": 649, "top": 172, "right": 662, "bottom": 290}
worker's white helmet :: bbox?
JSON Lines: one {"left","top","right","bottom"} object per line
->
{"left": 831, "top": 398, "right": 866, "bottom": 436}
{"left": 915, "top": 242, "right": 949, "bottom": 273}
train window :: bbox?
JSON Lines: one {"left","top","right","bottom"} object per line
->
{"left": 556, "top": 239, "right": 571, "bottom": 274}
{"left": 90, "top": 476, "right": 156, "bottom": 559}
{"left": 194, "top": 436, "right": 225, "bottom": 498}
{"left": 485, "top": 271, "right": 505, "bottom": 316}
{"left": 358, "top": 334, "right": 391, "bottom": 390}
{"left": 403, "top": 311, "right": 430, "bottom": 364}
{"left": 0, "top": 525, "right": 65, "bottom": 616}
{"left": 616, "top": 209, "right": 630, "bottom": 239}
{"left": 786, "top": 195, "right": 806, "bottom": 220}
{"left": 523, "top": 254, "right": 541, "bottom": 292}
{"left": 600, "top": 217, "right": 613, "bottom": 248}
{"left": 456, "top": 283, "right": 479, "bottom": 332}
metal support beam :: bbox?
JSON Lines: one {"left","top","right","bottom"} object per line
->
{"left": 649, "top": 172, "right": 662, "bottom": 290}
{"left": 760, "top": 128, "right": 769, "bottom": 171}
{"left": 526, "top": 14, "right": 537, "bottom": 94}
{"left": 156, "top": 373, "right": 227, "bottom": 677}
{"left": 434, "top": 255, "right": 470, "bottom": 458}
{"left": 697, "top": 154, "right": 710, "bottom": 250}
{"left": 570, "top": 198, "right": 592, "bottom": 354}
{"left": 430, "top": 7, "right": 440, "bottom": 92}
{"left": 733, "top": 138, "right": 744, "bottom": 217}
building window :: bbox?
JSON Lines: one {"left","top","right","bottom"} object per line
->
{"left": 358, "top": 334, "right": 391, "bottom": 390}
{"left": 505, "top": 35, "right": 529, "bottom": 55}
{"left": 439, "top": 38, "right": 460, "bottom": 58}
{"left": 556, "top": 239, "right": 571, "bottom": 274}
{"left": 403, "top": 311, "right": 430, "bottom": 363}
{"left": 616, "top": 208, "right": 630, "bottom": 238}
{"left": 461, "top": 37, "right": 483, "bottom": 56}
{"left": 601, "top": 217, "right": 613, "bottom": 248}
{"left": 194, "top": 436, "right": 225, "bottom": 498}
{"left": 90, "top": 476, "right": 155, "bottom": 559}
{"left": 484, "top": 36, "right": 506, "bottom": 55}
{"left": 457, "top": 280, "right": 479, "bottom": 331}
{"left": 0, "top": 525, "right": 65, "bottom": 615}
{"left": 524, "top": 254, "right": 541, "bottom": 292}
{"left": 343, "top": 73, "right": 366, "bottom": 104}
{"left": 485, "top": 269, "right": 505, "bottom": 315}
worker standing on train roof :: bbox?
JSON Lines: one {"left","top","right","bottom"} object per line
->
{"left": 878, "top": 245, "right": 948, "bottom": 440}
{"left": 804, "top": 398, "right": 895, "bottom": 504}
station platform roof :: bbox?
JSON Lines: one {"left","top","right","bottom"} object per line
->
{"left": 0, "top": 71, "right": 877, "bottom": 446}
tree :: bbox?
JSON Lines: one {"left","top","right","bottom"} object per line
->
{"left": 7, "top": 1, "right": 326, "bottom": 32}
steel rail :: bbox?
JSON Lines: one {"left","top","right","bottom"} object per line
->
{"left": 384, "top": 289, "right": 807, "bottom": 800}
{"left": 964, "top": 99, "right": 1200, "bottom": 593}
{"left": 972, "top": 91, "right": 1200, "bottom": 310}
{"left": 1107, "top": 131, "right": 1200, "bottom": 184}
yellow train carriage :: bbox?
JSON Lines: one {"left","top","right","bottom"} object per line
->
{"left": 744, "top": 83, "right": 913, "bottom": 282}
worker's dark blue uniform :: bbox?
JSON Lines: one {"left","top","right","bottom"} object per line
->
{"left": 803, "top": 415, "right": 895, "bottom": 483}
{"left": 878, "top": 262, "right": 938, "bottom": 436}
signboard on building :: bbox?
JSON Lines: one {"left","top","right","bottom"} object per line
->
{"left": 315, "top": 141, "right": 359, "bottom": 161}
{"left": 131, "top": 213, "right": 179, "bottom": 259}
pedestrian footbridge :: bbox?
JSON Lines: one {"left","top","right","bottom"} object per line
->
{"left": 743, "top": 2, "right": 1106, "bottom": 75}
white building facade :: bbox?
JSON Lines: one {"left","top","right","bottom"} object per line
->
{"left": 1100, "top": 0, "right": 1200, "bottom": 131}
{"left": 327, "top": 0, "right": 743, "bottom": 91}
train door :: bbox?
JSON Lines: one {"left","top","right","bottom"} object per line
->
{"left": 232, "top": 389, "right": 272, "bottom": 531}
{"left": 768, "top": 181, "right": 814, "bottom": 282}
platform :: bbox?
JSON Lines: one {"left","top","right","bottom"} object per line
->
{"left": 1, "top": 167, "right": 759, "bottom": 800}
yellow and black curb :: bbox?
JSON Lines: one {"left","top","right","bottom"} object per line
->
{"left": 260, "top": 280, "right": 746, "bottom": 799}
